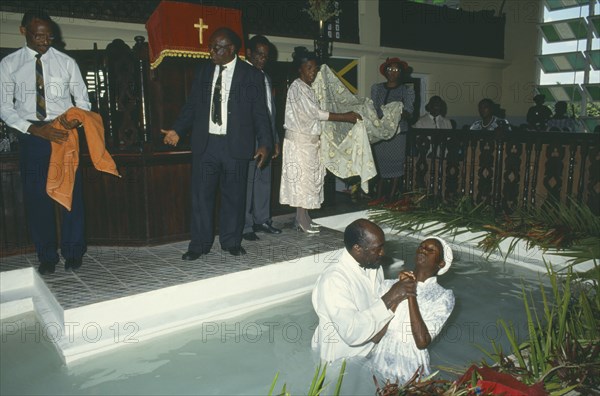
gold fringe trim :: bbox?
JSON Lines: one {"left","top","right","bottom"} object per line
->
{"left": 150, "top": 49, "right": 211, "bottom": 69}
{"left": 150, "top": 49, "right": 247, "bottom": 69}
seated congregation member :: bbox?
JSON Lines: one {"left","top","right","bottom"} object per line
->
{"left": 526, "top": 94, "right": 552, "bottom": 131}
{"left": 470, "top": 98, "right": 511, "bottom": 131}
{"left": 312, "top": 219, "right": 415, "bottom": 362}
{"left": 371, "top": 237, "right": 455, "bottom": 383}
{"left": 546, "top": 101, "right": 580, "bottom": 132}
{"left": 413, "top": 96, "right": 452, "bottom": 129}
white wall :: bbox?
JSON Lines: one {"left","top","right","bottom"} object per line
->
{"left": 0, "top": 11, "right": 146, "bottom": 51}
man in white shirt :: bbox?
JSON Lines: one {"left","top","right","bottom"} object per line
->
{"left": 312, "top": 219, "right": 416, "bottom": 362}
{"left": 414, "top": 96, "right": 452, "bottom": 129}
{"left": 0, "top": 10, "right": 91, "bottom": 275}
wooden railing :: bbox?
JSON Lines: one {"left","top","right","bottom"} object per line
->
{"left": 405, "top": 129, "right": 600, "bottom": 215}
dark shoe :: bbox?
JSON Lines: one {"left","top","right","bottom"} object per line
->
{"left": 38, "top": 262, "right": 56, "bottom": 275}
{"left": 242, "top": 232, "right": 260, "bottom": 241}
{"left": 182, "top": 251, "right": 203, "bottom": 261}
{"left": 65, "top": 258, "right": 83, "bottom": 271}
{"left": 222, "top": 246, "right": 247, "bottom": 256}
{"left": 253, "top": 222, "right": 282, "bottom": 234}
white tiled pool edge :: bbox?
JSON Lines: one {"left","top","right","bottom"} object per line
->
{"left": 1, "top": 250, "right": 343, "bottom": 365}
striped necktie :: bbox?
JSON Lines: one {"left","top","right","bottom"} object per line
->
{"left": 35, "top": 53, "right": 46, "bottom": 121}
{"left": 211, "top": 65, "right": 225, "bottom": 126}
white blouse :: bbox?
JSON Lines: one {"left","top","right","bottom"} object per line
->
{"left": 283, "top": 78, "right": 329, "bottom": 135}
{"left": 371, "top": 277, "right": 455, "bottom": 383}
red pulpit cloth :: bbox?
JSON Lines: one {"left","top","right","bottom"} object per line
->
{"left": 146, "top": 1, "right": 245, "bottom": 69}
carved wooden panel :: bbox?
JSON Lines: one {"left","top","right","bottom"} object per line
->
{"left": 405, "top": 130, "right": 600, "bottom": 215}
{"left": 587, "top": 146, "right": 600, "bottom": 213}
{"left": 502, "top": 142, "right": 523, "bottom": 214}
{"left": 542, "top": 143, "right": 566, "bottom": 203}
{"left": 476, "top": 138, "right": 495, "bottom": 205}
{"left": 444, "top": 135, "right": 462, "bottom": 201}
{"left": 103, "top": 39, "right": 143, "bottom": 150}
{"left": 0, "top": 155, "right": 31, "bottom": 256}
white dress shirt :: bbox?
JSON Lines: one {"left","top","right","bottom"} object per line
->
{"left": 209, "top": 56, "right": 237, "bottom": 135}
{"left": 311, "top": 249, "right": 394, "bottom": 362}
{"left": 414, "top": 113, "right": 453, "bottom": 129}
{"left": 0, "top": 46, "right": 91, "bottom": 133}
{"left": 245, "top": 59, "right": 272, "bottom": 116}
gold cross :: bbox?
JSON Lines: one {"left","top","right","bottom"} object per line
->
{"left": 194, "top": 18, "right": 209, "bottom": 45}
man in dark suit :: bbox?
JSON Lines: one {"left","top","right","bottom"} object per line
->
{"left": 161, "top": 27, "right": 272, "bottom": 258}
{"left": 242, "top": 35, "right": 282, "bottom": 241}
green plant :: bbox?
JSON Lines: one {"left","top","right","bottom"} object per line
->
{"left": 268, "top": 360, "right": 346, "bottom": 396}
{"left": 303, "top": 0, "right": 340, "bottom": 23}
{"left": 368, "top": 193, "right": 600, "bottom": 268}
{"left": 482, "top": 264, "right": 600, "bottom": 394}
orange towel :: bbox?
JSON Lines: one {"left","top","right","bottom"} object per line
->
{"left": 47, "top": 107, "right": 120, "bottom": 211}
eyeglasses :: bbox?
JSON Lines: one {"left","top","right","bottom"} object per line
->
{"left": 386, "top": 67, "right": 400, "bottom": 72}
{"left": 208, "top": 43, "right": 232, "bottom": 53}
{"left": 27, "top": 30, "right": 55, "bottom": 42}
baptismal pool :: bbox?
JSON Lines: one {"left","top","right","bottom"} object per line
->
{"left": 0, "top": 237, "right": 549, "bottom": 395}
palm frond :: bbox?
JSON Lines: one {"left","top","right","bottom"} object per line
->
{"left": 368, "top": 193, "right": 600, "bottom": 265}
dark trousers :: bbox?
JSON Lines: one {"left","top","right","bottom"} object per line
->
{"left": 189, "top": 134, "right": 249, "bottom": 253}
{"left": 18, "top": 133, "right": 85, "bottom": 263}
{"left": 243, "top": 157, "right": 272, "bottom": 233}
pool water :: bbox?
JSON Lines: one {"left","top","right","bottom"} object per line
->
{"left": 0, "top": 237, "right": 549, "bottom": 395}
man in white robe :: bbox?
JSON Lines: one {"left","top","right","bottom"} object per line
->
{"left": 311, "top": 219, "right": 415, "bottom": 362}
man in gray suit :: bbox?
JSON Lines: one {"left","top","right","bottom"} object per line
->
{"left": 242, "top": 35, "right": 282, "bottom": 241}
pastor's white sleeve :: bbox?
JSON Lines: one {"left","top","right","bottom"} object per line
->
{"left": 316, "top": 272, "right": 393, "bottom": 346}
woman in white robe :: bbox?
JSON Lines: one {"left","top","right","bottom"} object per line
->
{"left": 279, "top": 46, "right": 361, "bottom": 232}
{"left": 371, "top": 236, "right": 455, "bottom": 383}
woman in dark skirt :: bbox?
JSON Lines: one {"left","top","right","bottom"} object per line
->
{"left": 370, "top": 57, "right": 415, "bottom": 203}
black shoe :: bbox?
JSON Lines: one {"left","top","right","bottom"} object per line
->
{"left": 222, "top": 246, "right": 247, "bottom": 256}
{"left": 242, "top": 232, "right": 260, "bottom": 241}
{"left": 182, "top": 251, "right": 203, "bottom": 261}
{"left": 38, "top": 262, "right": 56, "bottom": 275}
{"left": 65, "top": 258, "right": 83, "bottom": 271}
{"left": 253, "top": 222, "right": 282, "bottom": 234}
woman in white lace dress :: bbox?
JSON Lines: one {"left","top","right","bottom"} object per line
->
{"left": 279, "top": 47, "right": 361, "bottom": 232}
{"left": 371, "top": 237, "right": 455, "bottom": 383}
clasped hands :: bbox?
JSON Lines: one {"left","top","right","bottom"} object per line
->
{"left": 384, "top": 271, "right": 417, "bottom": 312}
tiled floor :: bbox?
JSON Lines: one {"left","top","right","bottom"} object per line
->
{"left": 0, "top": 209, "right": 359, "bottom": 309}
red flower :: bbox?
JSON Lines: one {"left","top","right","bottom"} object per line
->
{"left": 457, "top": 365, "right": 547, "bottom": 396}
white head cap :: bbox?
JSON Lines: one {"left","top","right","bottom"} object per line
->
{"left": 426, "top": 236, "right": 453, "bottom": 276}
